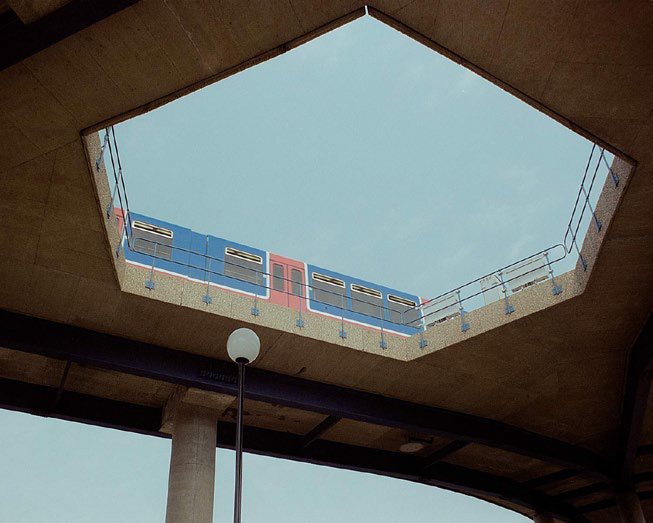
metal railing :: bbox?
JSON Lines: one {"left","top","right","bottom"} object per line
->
{"left": 412, "top": 244, "right": 566, "bottom": 331}
{"left": 125, "top": 234, "right": 416, "bottom": 332}
{"left": 563, "top": 144, "right": 618, "bottom": 270}
{"left": 408, "top": 144, "right": 619, "bottom": 332}
{"left": 97, "top": 126, "right": 136, "bottom": 259}
{"left": 95, "top": 126, "right": 620, "bottom": 345}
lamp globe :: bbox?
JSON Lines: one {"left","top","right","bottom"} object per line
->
{"left": 227, "top": 328, "right": 260, "bottom": 364}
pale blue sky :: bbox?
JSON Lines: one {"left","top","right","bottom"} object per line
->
{"left": 1, "top": 411, "right": 523, "bottom": 523}
{"left": 112, "top": 15, "right": 600, "bottom": 300}
{"left": 1, "top": 15, "right": 611, "bottom": 523}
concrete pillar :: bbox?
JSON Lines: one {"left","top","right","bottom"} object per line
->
{"left": 616, "top": 490, "right": 646, "bottom": 523}
{"left": 165, "top": 400, "right": 219, "bottom": 523}
{"left": 533, "top": 512, "right": 556, "bottom": 523}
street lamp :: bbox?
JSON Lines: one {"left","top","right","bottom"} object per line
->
{"left": 227, "top": 328, "right": 260, "bottom": 523}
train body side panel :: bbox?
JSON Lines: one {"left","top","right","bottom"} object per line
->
{"left": 123, "top": 212, "right": 421, "bottom": 336}
{"left": 187, "top": 231, "right": 208, "bottom": 282}
{"left": 306, "top": 264, "right": 421, "bottom": 336}
{"left": 124, "top": 212, "right": 191, "bottom": 276}
{"left": 205, "top": 235, "right": 269, "bottom": 298}
{"left": 269, "top": 253, "right": 306, "bottom": 310}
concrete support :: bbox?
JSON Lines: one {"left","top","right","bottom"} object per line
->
{"left": 616, "top": 490, "right": 646, "bottom": 523}
{"left": 533, "top": 512, "right": 556, "bottom": 523}
{"left": 6, "top": 0, "right": 73, "bottom": 23}
{"left": 164, "top": 398, "right": 220, "bottom": 523}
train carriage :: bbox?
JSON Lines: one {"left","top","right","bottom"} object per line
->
{"left": 120, "top": 211, "right": 423, "bottom": 338}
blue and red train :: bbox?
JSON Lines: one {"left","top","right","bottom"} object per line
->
{"left": 119, "top": 211, "right": 424, "bottom": 337}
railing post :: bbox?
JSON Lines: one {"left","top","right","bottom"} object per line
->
{"left": 145, "top": 242, "right": 158, "bottom": 289}
{"left": 114, "top": 216, "right": 124, "bottom": 259}
{"left": 95, "top": 129, "right": 110, "bottom": 171}
{"left": 544, "top": 251, "right": 562, "bottom": 295}
{"left": 202, "top": 238, "right": 212, "bottom": 305}
{"left": 457, "top": 290, "right": 469, "bottom": 332}
{"left": 581, "top": 183, "right": 602, "bottom": 232}
{"left": 573, "top": 239, "right": 588, "bottom": 271}
{"left": 600, "top": 149, "right": 619, "bottom": 188}
{"left": 379, "top": 304, "right": 387, "bottom": 349}
{"left": 296, "top": 283, "right": 304, "bottom": 328}
{"left": 339, "top": 294, "right": 347, "bottom": 339}
{"left": 414, "top": 309, "right": 427, "bottom": 348}
{"left": 105, "top": 160, "right": 124, "bottom": 219}
{"left": 499, "top": 271, "right": 514, "bottom": 315}
{"left": 250, "top": 271, "right": 260, "bottom": 317}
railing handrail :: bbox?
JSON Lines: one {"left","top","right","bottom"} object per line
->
{"left": 122, "top": 234, "right": 417, "bottom": 323}
{"left": 96, "top": 126, "right": 616, "bottom": 334}
{"left": 563, "top": 144, "right": 597, "bottom": 251}
{"left": 418, "top": 244, "right": 565, "bottom": 310}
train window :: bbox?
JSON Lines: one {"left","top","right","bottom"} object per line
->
{"left": 224, "top": 247, "right": 262, "bottom": 264}
{"left": 224, "top": 247, "right": 264, "bottom": 285}
{"left": 351, "top": 283, "right": 383, "bottom": 318}
{"left": 387, "top": 295, "right": 416, "bottom": 307}
{"left": 272, "top": 264, "right": 284, "bottom": 291}
{"left": 131, "top": 220, "right": 173, "bottom": 260}
{"left": 311, "top": 272, "right": 345, "bottom": 307}
{"left": 351, "top": 284, "right": 382, "bottom": 298}
{"left": 387, "top": 294, "right": 419, "bottom": 326}
{"left": 291, "top": 269, "right": 302, "bottom": 297}
{"left": 311, "top": 273, "right": 345, "bottom": 287}
{"left": 132, "top": 221, "right": 173, "bottom": 238}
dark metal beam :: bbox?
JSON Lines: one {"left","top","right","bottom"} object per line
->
{"left": 521, "top": 469, "right": 582, "bottom": 490}
{"left": 639, "top": 490, "right": 653, "bottom": 501}
{"left": 551, "top": 483, "right": 609, "bottom": 503}
{"left": 0, "top": 376, "right": 587, "bottom": 522}
{"left": 577, "top": 498, "right": 614, "bottom": 514}
{"left": 0, "top": 376, "right": 162, "bottom": 436}
{"left": 634, "top": 471, "right": 653, "bottom": 484}
{"left": 0, "top": 0, "right": 141, "bottom": 71}
{"left": 577, "top": 489, "right": 653, "bottom": 514}
{"left": 637, "top": 444, "right": 653, "bottom": 456}
{"left": 0, "top": 309, "right": 612, "bottom": 481}
{"left": 422, "top": 440, "right": 469, "bottom": 471}
{"left": 300, "top": 415, "right": 341, "bottom": 449}
{"left": 617, "top": 314, "right": 653, "bottom": 484}
{"left": 53, "top": 360, "right": 72, "bottom": 409}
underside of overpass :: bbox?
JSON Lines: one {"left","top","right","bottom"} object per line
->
{"left": 0, "top": 1, "right": 652, "bottom": 522}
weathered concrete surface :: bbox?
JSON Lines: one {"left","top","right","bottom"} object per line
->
{"left": 0, "top": 2, "right": 652, "bottom": 521}
{"left": 164, "top": 393, "right": 219, "bottom": 523}
{"left": 6, "top": 0, "right": 72, "bottom": 23}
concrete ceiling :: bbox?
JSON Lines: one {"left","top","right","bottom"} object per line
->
{"left": 0, "top": 1, "right": 652, "bottom": 521}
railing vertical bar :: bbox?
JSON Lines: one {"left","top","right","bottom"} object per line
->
{"left": 544, "top": 251, "right": 562, "bottom": 295}
{"left": 499, "top": 271, "right": 514, "bottom": 315}
{"left": 379, "top": 303, "right": 387, "bottom": 349}
{"left": 457, "top": 290, "right": 469, "bottom": 332}
{"left": 95, "top": 130, "right": 110, "bottom": 171}
{"left": 601, "top": 149, "right": 619, "bottom": 188}
{"left": 296, "top": 281, "right": 304, "bottom": 328}
{"left": 145, "top": 243, "right": 157, "bottom": 289}
{"left": 339, "top": 294, "right": 347, "bottom": 339}
{"left": 251, "top": 268, "right": 260, "bottom": 317}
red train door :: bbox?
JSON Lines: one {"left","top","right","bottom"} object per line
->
{"left": 269, "top": 253, "right": 305, "bottom": 311}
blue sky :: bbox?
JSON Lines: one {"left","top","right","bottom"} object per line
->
{"left": 0, "top": 15, "right": 612, "bottom": 522}
{"left": 112, "top": 15, "right": 599, "bottom": 300}
{"left": 0, "top": 411, "right": 523, "bottom": 522}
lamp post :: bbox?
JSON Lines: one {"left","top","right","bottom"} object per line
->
{"left": 227, "top": 328, "right": 260, "bottom": 523}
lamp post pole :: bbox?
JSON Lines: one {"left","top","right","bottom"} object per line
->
{"left": 234, "top": 359, "right": 246, "bottom": 523}
{"left": 227, "top": 328, "right": 260, "bottom": 523}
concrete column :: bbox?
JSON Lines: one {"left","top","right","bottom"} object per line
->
{"left": 533, "top": 512, "right": 556, "bottom": 523}
{"left": 165, "top": 400, "right": 219, "bottom": 523}
{"left": 616, "top": 490, "right": 646, "bottom": 523}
